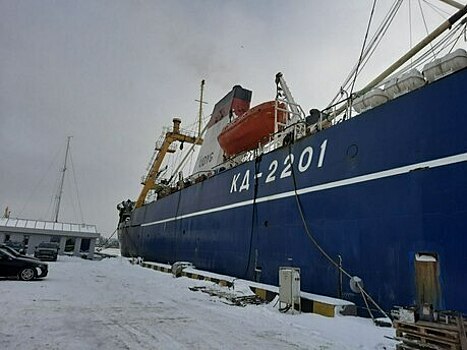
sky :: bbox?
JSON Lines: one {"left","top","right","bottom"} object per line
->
{"left": 0, "top": 0, "right": 460, "bottom": 236}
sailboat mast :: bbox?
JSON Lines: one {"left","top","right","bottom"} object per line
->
{"left": 54, "top": 136, "right": 72, "bottom": 223}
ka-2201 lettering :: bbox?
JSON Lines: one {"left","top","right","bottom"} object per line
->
{"left": 230, "top": 139, "right": 328, "bottom": 193}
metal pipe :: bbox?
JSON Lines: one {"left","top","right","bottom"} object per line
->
{"left": 360, "top": 4, "right": 467, "bottom": 96}
{"left": 438, "top": 0, "right": 464, "bottom": 10}
{"left": 329, "top": 4, "right": 467, "bottom": 119}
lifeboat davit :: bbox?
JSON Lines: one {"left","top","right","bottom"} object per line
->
{"left": 218, "top": 101, "right": 286, "bottom": 157}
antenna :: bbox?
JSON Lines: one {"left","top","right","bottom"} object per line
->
{"left": 53, "top": 136, "right": 72, "bottom": 222}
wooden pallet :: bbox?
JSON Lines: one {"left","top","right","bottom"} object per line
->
{"left": 394, "top": 319, "right": 467, "bottom": 350}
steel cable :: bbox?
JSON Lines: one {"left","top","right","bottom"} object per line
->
{"left": 349, "top": 0, "right": 379, "bottom": 105}
{"left": 69, "top": 150, "right": 85, "bottom": 223}
{"left": 329, "top": 0, "right": 403, "bottom": 107}
{"left": 287, "top": 144, "right": 391, "bottom": 322}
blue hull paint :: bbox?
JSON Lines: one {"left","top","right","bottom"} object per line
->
{"left": 120, "top": 68, "right": 467, "bottom": 312}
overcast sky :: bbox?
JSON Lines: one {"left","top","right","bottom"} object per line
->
{"left": 0, "top": 0, "right": 458, "bottom": 236}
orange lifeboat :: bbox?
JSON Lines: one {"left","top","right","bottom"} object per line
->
{"left": 217, "top": 101, "right": 286, "bottom": 156}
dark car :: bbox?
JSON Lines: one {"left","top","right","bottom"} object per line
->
{"left": 4, "top": 241, "right": 26, "bottom": 255}
{"left": 0, "top": 248, "right": 48, "bottom": 281}
{"left": 0, "top": 244, "right": 39, "bottom": 261}
{"left": 34, "top": 242, "right": 59, "bottom": 261}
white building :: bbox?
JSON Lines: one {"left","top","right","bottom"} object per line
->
{"left": 0, "top": 218, "right": 100, "bottom": 259}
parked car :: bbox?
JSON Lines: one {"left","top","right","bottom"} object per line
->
{"left": 4, "top": 241, "right": 26, "bottom": 255}
{"left": 0, "top": 248, "right": 48, "bottom": 280}
{"left": 0, "top": 243, "right": 39, "bottom": 261}
{"left": 34, "top": 242, "right": 60, "bottom": 261}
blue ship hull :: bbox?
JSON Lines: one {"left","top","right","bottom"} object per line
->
{"left": 120, "top": 68, "right": 467, "bottom": 313}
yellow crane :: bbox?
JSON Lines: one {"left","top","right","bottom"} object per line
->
{"left": 135, "top": 118, "right": 203, "bottom": 208}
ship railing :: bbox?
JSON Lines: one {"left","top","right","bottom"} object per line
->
{"left": 187, "top": 169, "right": 215, "bottom": 183}
{"left": 241, "top": 150, "right": 257, "bottom": 163}
{"left": 274, "top": 97, "right": 305, "bottom": 125}
{"left": 141, "top": 141, "right": 173, "bottom": 185}
{"left": 177, "top": 127, "right": 198, "bottom": 139}
{"left": 274, "top": 97, "right": 307, "bottom": 142}
{"left": 143, "top": 123, "right": 195, "bottom": 184}
{"left": 159, "top": 124, "right": 198, "bottom": 140}
{"left": 258, "top": 129, "right": 280, "bottom": 154}
{"left": 261, "top": 119, "right": 308, "bottom": 156}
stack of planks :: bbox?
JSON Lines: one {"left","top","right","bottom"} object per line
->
{"left": 394, "top": 313, "right": 467, "bottom": 350}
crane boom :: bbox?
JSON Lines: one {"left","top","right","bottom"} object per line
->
{"left": 135, "top": 118, "right": 203, "bottom": 208}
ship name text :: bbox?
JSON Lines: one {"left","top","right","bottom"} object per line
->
{"left": 230, "top": 139, "right": 328, "bottom": 193}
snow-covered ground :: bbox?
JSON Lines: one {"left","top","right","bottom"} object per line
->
{"left": 0, "top": 257, "right": 397, "bottom": 350}
{"left": 96, "top": 247, "right": 121, "bottom": 257}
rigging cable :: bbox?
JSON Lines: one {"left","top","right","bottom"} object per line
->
{"left": 349, "top": 0, "right": 378, "bottom": 101}
{"left": 69, "top": 149, "right": 85, "bottom": 223}
{"left": 64, "top": 175, "right": 78, "bottom": 224}
{"left": 422, "top": 0, "right": 451, "bottom": 17}
{"left": 359, "top": 283, "right": 376, "bottom": 322}
{"left": 328, "top": 0, "right": 403, "bottom": 108}
{"left": 287, "top": 144, "right": 390, "bottom": 321}
{"left": 352, "top": 0, "right": 404, "bottom": 84}
{"left": 97, "top": 227, "right": 118, "bottom": 251}
{"left": 18, "top": 146, "right": 62, "bottom": 218}
{"left": 169, "top": 148, "right": 182, "bottom": 184}
{"left": 167, "top": 120, "right": 210, "bottom": 186}
{"left": 449, "top": 18, "right": 467, "bottom": 52}
{"left": 418, "top": 0, "right": 437, "bottom": 59}
{"left": 409, "top": 0, "right": 413, "bottom": 66}
{"left": 44, "top": 169, "right": 62, "bottom": 220}
{"left": 380, "top": 19, "right": 465, "bottom": 82}
{"left": 188, "top": 147, "right": 195, "bottom": 173}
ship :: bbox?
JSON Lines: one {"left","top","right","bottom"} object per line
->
{"left": 119, "top": 3, "right": 467, "bottom": 314}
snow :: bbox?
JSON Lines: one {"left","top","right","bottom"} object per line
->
{"left": 0, "top": 257, "right": 397, "bottom": 349}
{"left": 96, "top": 248, "right": 121, "bottom": 257}
{"left": 415, "top": 253, "right": 437, "bottom": 262}
{"left": 182, "top": 266, "right": 355, "bottom": 307}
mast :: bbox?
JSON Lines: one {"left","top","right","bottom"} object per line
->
{"left": 165, "top": 80, "right": 208, "bottom": 185}
{"left": 195, "top": 79, "right": 206, "bottom": 138}
{"left": 53, "top": 136, "right": 72, "bottom": 222}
